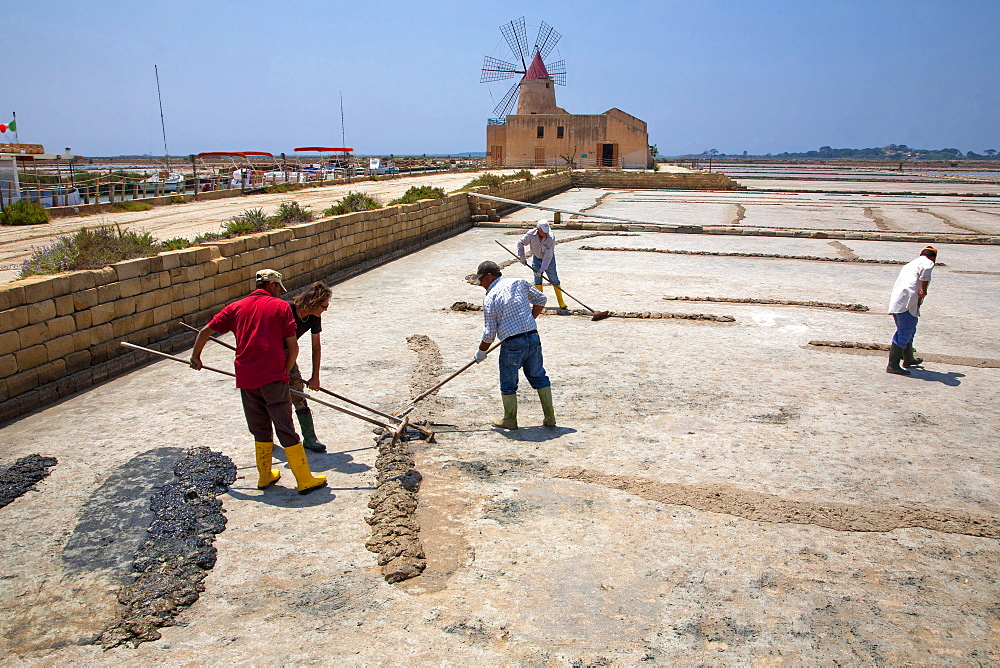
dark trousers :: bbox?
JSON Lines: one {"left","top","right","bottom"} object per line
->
{"left": 240, "top": 381, "right": 300, "bottom": 447}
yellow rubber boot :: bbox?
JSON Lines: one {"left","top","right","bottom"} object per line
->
{"left": 284, "top": 442, "right": 327, "bottom": 494}
{"left": 255, "top": 441, "right": 281, "bottom": 489}
{"left": 535, "top": 284, "right": 544, "bottom": 292}
{"left": 552, "top": 285, "right": 568, "bottom": 309}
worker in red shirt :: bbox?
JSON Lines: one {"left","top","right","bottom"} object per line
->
{"left": 190, "top": 268, "right": 326, "bottom": 494}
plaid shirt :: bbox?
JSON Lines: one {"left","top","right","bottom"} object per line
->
{"left": 481, "top": 277, "right": 547, "bottom": 343}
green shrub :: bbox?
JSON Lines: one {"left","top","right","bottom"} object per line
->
{"left": 457, "top": 170, "right": 533, "bottom": 191}
{"left": 192, "top": 231, "right": 224, "bottom": 245}
{"left": 323, "top": 191, "right": 382, "bottom": 216}
{"left": 272, "top": 201, "right": 313, "bottom": 224}
{"left": 158, "top": 237, "right": 192, "bottom": 250}
{"left": 263, "top": 182, "right": 304, "bottom": 194}
{"left": 388, "top": 185, "right": 446, "bottom": 205}
{"left": 1, "top": 199, "right": 50, "bottom": 225}
{"left": 169, "top": 195, "right": 186, "bottom": 204}
{"left": 19, "top": 224, "right": 159, "bottom": 277}
{"left": 223, "top": 208, "right": 274, "bottom": 236}
{"left": 109, "top": 201, "right": 154, "bottom": 212}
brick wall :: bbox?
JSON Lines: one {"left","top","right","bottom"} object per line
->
{"left": 0, "top": 192, "right": 479, "bottom": 423}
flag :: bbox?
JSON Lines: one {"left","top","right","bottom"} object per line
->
{"left": 8, "top": 120, "right": 14, "bottom": 132}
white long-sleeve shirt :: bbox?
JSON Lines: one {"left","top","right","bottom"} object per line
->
{"left": 516, "top": 228, "right": 556, "bottom": 274}
{"left": 888, "top": 256, "right": 934, "bottom": 316}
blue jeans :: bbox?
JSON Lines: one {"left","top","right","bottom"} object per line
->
{"left": 499, "top": 332, "right": 550, "bottom": 396}
{"left": 892, "top": 311, "right": 918, "bottom": 347}
{"left": 531, "top": 255, "right": 560, "bottom": 286}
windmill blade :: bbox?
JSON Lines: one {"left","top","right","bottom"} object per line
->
{"left": 493, "top": 81, "right": 520, "bottom": 118}
{"left": 500, "top": 17, "right": 529, "bottom": 69}
{"left": 534, "top": 21, "right": 562, "bottom": 59}
{"left": 481, "top": 56, "right": 523, "bottom": 83}
{"left": 546, "top": 59, "right": 566, "bottom": 86}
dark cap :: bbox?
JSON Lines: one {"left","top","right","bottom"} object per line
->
{"left": 469, "top": 260, "right": 501, "bottom": 284}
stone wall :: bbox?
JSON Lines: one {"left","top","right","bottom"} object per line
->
{"left": 0, "top": 172, "right": 575, "bottom": 423}
{"left": 570, "top": 169, "right": 741, "bottom": 190}
{"left": 0, "top": 196, "right": 467, "bottom": 422}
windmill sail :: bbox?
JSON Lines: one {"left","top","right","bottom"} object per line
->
{"left": 482, "top": 17, "right": 567, "bottom": 119}
{"left": 500, "top": 17, "right": 529, "bottom": 68}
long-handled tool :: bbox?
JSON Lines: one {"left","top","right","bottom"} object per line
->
{"left": 394, "top": 341, "right": 501, "bottom": 417}
{"left": 121, "top": 341, "right": 410, "bottom": 447}
{"left": 495, "top": 240, "right": 611, "bottom": 321}
{"left": 179, "top": 321, "right": 434, "bottom": 441}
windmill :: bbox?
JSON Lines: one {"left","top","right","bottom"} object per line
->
{"left": 481, "top": 17, "right": 567, "bottom": 120}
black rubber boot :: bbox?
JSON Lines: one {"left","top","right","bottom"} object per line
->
{"left": 902, "top": 344, "right": 923, "bottom": 368}
{"left": 295, "top": 408, "right": 327, "bottom": 452}
{"left": 886, "top": 344, "right": 911, "bottom": 375}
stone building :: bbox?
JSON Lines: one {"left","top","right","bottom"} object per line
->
{"left": 486, "top": 53, "right": 653, "bottom": 169}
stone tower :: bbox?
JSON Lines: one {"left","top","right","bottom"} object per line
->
{"left": 516, "top": 52, "right": 566, "bottom": 115}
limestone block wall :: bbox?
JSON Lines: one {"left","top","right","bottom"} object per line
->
{"left": 570, "top": 169, "right": 741, "bottom": 190}
{"left": 465, "top": 170, "right": 573, "bottom": 217}
{"left": 0, "top": 193, "right": 477, "bottom": 423}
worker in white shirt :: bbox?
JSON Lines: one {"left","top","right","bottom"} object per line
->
{"left": 886, "top": 245, "right": 937, "bottom": 375}
{"left": 470, "top": 260, "right": 556, "bottom": 430}
{"left": 517, "top": 219, "right": 568, "bottom": 310}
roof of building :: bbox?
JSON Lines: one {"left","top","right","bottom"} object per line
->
{"left": 524, "top": 52, "right": 550, "bottom": 80}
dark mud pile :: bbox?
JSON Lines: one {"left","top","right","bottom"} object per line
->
{"left": 0, "top": 454, "right": 57, "bottom": 509}
{"left": 808, "top": 340, "right": 1000, "bottom": 368}
{"left": 98, "top": 447, "right": 236, "bottom": 649}
{"left": 366, "top": 431, "right": 426, "bottom": 583}
{"left": 554, "top": 466, "right": 1000, "bottom": 539}
{"left": 580, "top": 245, "right": 909, "bottom": 265}
{"left": 451, "top": 301, "right": 735, "bottom": 322}
{"left": 665, "top": 296, "right": 869, "bottom": 312}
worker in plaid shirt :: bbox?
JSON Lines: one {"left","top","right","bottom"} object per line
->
{"left": 470, "top": 260, "right": 556, "bottom": 429}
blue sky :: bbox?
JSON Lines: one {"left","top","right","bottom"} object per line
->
{"left": 4, "top": 0, "right": 998, "bottom": 157}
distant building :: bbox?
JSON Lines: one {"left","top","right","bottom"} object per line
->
{"left": 486, "top": 53, "right": 653, "bottom": 169}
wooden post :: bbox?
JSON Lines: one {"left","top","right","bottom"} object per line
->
{"left": 108, "top": 170, "right": 114, "bottom": 204}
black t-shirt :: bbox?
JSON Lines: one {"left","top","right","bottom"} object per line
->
{"left": 293, "top": 306, "right": 322, "bottom": 339}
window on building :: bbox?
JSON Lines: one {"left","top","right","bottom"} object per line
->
{"left": 557, "top": 126, "right": 564, "bottom": 139}
{"left": 537, "top": 126, "right": 544, "bottom": 138}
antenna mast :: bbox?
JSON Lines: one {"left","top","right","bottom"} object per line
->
{"left": 155, "top": 65, "right": 170, "bottom": 170}
{"left": 340, "top": 92, "right": 346, "bottom": 147}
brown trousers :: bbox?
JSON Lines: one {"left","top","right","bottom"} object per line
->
{"left": 240, "top": 381, "right": 300, "bottom": 448}
{"left": 288, "top": 362, "right": 308, "bottom": 411}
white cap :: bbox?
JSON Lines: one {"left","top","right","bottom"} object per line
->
{"left": 536, "top": 219, "right": 551, "bottom": 234}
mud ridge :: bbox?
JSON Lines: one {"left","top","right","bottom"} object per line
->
{"left": 916, "top": 207, "right": 986, "bottom": 234}
{"left": 730, "top": 203, "right": 746, "bottom": 225}
{"left": 552, "top": 466, "right": 1000, "bottom": 539}
{"left": 0, "top": 454, "right": 58, "bottom": 509}
{"left": 579, "top": 245, "right": 907, "bottom": 265}
{"left": 663, "top": 296, "right": 869, "bottom": 312}
{"left": 951, "top": 270, "right": 1000, "bottom": 276}
{"left": 97, "top": 447, "right": 236, "bottom": 649}
{"left": 495, "top": 232, "right": 638, "bottom": 272}
{"left": 365, "top": 430, "right": 426, "bottom": 583}
{"left": 827, "top": 240, "right": 860, "bottom": 260}
{"left": 404, "top": 334, "right": 445, "bottom": 422}
{"left": 575, "top": 191, "right": 616, "bottom": 216}
{"left": 807, "top": 340, "right": 1000, "bottom": 368}
{"left": 862, "top": 206, "right": 897, "bottom": 231}
{"left": 450, "top": 301, "right": 735, "bottom": 322}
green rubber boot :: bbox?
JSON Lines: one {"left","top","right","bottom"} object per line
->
{"left": 493, "top": 393, "right": 518, "bottom": 430}
{"left": 295, "top": 408, "right": 326, "bottom": 453}
{"left": 886, "top": 344, "right": 911, "bottom": 375}
{"left": 537, "top": 386, "right": 556, "bottom": 427}
{"left": 902, "top": 344, "right": 923, "bottom": 368}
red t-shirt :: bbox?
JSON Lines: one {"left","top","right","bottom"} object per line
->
{"left": 208, "top": 289, "right": 296, "bottom": 389}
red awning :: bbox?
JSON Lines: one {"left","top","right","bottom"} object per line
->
{"left": 293, "top": 147, "right": 353, "bottom": 153}
{"left": 196, "top": 151, "right": 274, "bottom": 158}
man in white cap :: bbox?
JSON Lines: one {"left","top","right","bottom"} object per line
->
{"left": 886, "top": 246, "right": 937, "bottom": 375}
{"left": 190, "top": 268, "right": 327, "bottom": 494}
{"left": 517, "top": 219, "right": 568, "bottom": 310}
